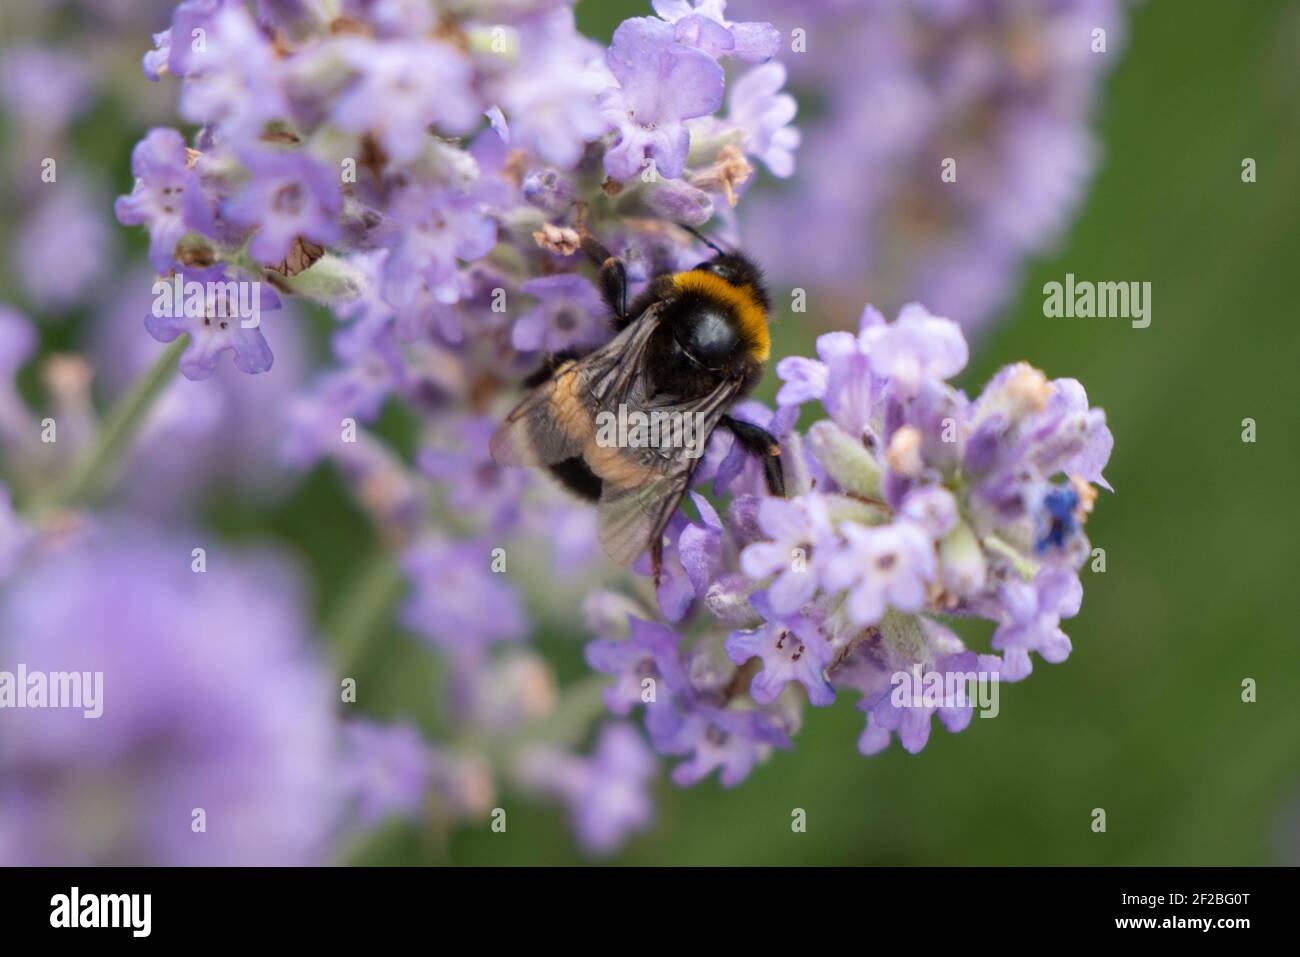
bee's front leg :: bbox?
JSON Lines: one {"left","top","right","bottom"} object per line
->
{"left": 579, "top": 233, "right": 629, "bottom": 325}
{"left": 720, "top": 415, "right": 787, "bottom": 498}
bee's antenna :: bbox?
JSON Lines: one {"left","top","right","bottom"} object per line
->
{"left": 677, "top": 222, "right": 731, "bottom": 257}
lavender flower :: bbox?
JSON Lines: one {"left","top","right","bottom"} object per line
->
{"left": 725, "top": 61, "right": 800, "bottom": 178}
{"left": 823, "top": 521, "right": 936, "bottom": 626}
{"left": 0, "top": 45, "right": 91, "bottom": 135}
{"left": 653, "top": 0, "right": 781, "bottom": 63}
{"left": 331, "top": 38, "right": 479, "bottom": 163}
{"left": 600, "top": 17, "right": 725, "bottom": 180}
{"left": 114, "top": 127, "right": 195, "bottom": 272}
{"left": 144, "top": 265, "right": 278, "bottom": 379}
{"left": 340, "top": 720, "right": 433, "bottom": 826}
{"left": 490, "top": 8, "right": 611, "bottom": 169}
{"left": 223, "top": 147, "right": 342, "bottom": 266}
{"left": 725, "top": 591, "right": 835, "bottom": 706}
{"left": 17, "top": 181, "right": 114, "bottom": 312}
{"left": 400, "top": 536, "right": 528, "bottom": 656}
{"left": 519, "top": 722, "right": 656, "bottom": 855}
{"left": 512, "top": 273, "right": 609, "bottom": 355}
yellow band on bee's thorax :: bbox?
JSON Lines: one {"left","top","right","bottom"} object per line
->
{"left": 670, "top": 270, "right": 770, "bottom": 363}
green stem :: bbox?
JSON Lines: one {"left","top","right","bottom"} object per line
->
{"left": 327, "top": 550, "right": 405, "bottom": 676}
{"left": 982, "top": 533, "right": 1041, "bottom": 581}
{"left": 56, "top": 335, "right": 187, "bottom": 507}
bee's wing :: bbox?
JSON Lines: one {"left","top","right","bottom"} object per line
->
{"left": 596, "top": 377, "right": 744, "bottom": 566}
{"left": 490, "top": 307, "right": 663, "bottom": 468}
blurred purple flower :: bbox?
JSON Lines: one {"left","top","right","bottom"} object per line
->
{"left": 400, "top": 537, "right": 528, "bottom": 656}
{"left": 0, "top": 45, "right": 92, "bottom": 133}
{"left": 332, "top": 38, "right": 479, "bottom": 163}
{"left": 513, "top": 273, "right": 609, "bottom": 355}
{"left": 520, "top": 722, "right": 656, "bottom": 855}
{"left": 0, "top": 527, "right": 339, "bottom": 865}
{"left": 725, "top": 61, "right": 800, "bottom": 178}
{"left": 653, "top": 0, "right": 781, "bottom": 63}
{"left": 340, "top": 720, "right": 433, "bottom": 826}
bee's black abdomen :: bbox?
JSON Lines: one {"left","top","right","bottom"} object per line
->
{"left": 548, "top": 456, "right": 603, "bottom": 502}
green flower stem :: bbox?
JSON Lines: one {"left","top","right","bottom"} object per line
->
{"left": 327, "top": 549, "right": 406, "bottom": 677}
{"left": 982, "top": 533, "right": 1041, "bottom": 581}
{"left": 56, "top": 335, "right": 188, "bottom": 507}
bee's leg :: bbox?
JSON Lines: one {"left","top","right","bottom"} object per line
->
{"left": 651, "top": 535, "right": 665, "bottom": 587}
{"left": 720, "top": 415, "right": 787, "bottom": 498}
{"left": 579, "top": 234, "right": 629, "bottom": 325}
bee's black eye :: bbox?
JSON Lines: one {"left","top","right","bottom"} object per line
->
{"left": 694, "top": 259, "right": 737, "bottom": 284}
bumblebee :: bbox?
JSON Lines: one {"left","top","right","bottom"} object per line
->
{"left": 491, "top": 227, "right": 787, "bottom": 580}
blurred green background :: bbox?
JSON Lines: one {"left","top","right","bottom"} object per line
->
{"left": 6, "top": 0, "right": 1299, "bottom": 865}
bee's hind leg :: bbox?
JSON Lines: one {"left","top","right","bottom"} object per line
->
{"left": 720, "top": 415, "right": 787, "bottom": 498}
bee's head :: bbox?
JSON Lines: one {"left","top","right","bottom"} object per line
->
{"left": 692, "top": 252, "right": 771, "bottom": 313}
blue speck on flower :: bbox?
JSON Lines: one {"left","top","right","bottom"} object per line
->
{"left": 1038, "top": 483, "right": 1080, "bottom": 552}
